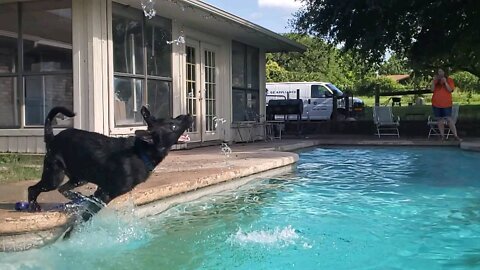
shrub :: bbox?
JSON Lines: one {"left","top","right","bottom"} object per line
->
{"left": 355, "top": 76, "right": 405, "bottom": 96}
{"left": 451, "top": 71, "right": 480, "bottom": 93}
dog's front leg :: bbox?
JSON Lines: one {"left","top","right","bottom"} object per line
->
{"left": 93, "top": 187, "right": 112, "bottom": 205}
{"left": 58, "top": 179, "right": 87, "bottom": 201}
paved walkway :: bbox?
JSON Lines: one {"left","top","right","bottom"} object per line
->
{"left": 0, "top": 136, "right": 475, "bottom": 251}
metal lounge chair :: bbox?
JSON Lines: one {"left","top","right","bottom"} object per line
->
{"left": 427, "top": 104, "right": 459, "bottom": 139}
{"left": 373, "top": 106, "right": 400, "bottom": 138}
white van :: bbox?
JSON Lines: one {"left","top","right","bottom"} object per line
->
{"left": 266, "top": 82, "right": 363, "bottom": 120}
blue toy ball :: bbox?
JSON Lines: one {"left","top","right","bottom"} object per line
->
{"left": 15, "top": 201, "right": 29, "bottom": 211}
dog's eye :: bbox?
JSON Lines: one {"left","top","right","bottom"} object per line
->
{"left": 172, "top": 124, "right": 177, "bottom": 130}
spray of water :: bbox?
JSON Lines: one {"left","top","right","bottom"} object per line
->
{"left": 221, "top": 143, "right": 232, "bottom": 158}
{"left": 228, "top": 225, "right": 300, "bottom": 247}
{"left": 141, "top": 0, "right": 156, "bottom": 19}
{"left": 213, "top": 116, "right": 227, "bottom": 128}
{"left": 166, "top": 33, "right": 185, "bottom": 45}
{"left": 0, "top": 195, "right": 149, "bottom": 269}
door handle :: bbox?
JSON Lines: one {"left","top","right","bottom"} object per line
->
{"left": 308, "top": 99, "right": 311, "bottom": 104}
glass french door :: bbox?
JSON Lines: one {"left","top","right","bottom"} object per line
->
{"left": 185, "top": 40, "right": 219, "bottom": 142}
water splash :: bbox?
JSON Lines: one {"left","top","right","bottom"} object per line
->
{"left": 221, "top": 143, "right": 232, "bottom": 158}
{"left": 228, "top": 226, "right": 300, "bottom": 247}
{"left": 166, "top": 33, "right": 185, "bottom": 45}
{"left": 57, "top": 191, "right": 106, "bottom": 222}
{"left": 213, "top": 116, "right": 227, "bottom": 129}
{"left": 141, "top": 0, "right": 156, "bottom": 19}
{"left": 0, "top": 204, "right": 150, "bottom": 270}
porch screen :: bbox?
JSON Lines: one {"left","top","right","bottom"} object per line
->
{"left": 112, "top": 3, "right": 172, "bottom": 127}
{"left": 232, "top": 41, "right": 259, "bottom": 122}
{"left": 0, "top": 0, "right": 73, "bottom": 128}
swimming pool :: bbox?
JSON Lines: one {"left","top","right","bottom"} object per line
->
{"left": 1, "top": 147, "right": 480, "bottom": 269}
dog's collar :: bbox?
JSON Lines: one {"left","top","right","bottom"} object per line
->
{"left": 134, "top": 139, "right": 155, "bottom": 172}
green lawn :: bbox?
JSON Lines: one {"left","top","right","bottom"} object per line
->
{"left": 357, "top": 92, "right": 480, "bottom": 107}
{"left": 0, "top": 154, "right": 43, "bottom": 184}
{"left": 357, "top": 104, "right": 480, "bottom": 121}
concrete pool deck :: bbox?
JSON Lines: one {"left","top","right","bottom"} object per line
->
{"left": 0, "top": 136, "right": 475, "bottom": 252}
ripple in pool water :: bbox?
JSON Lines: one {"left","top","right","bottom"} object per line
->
{"left": 1, "top": 147, "right": 480, "bottom": 270}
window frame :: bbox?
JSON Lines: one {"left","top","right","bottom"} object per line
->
{"left": 231, "top": 41, "right": 260, "bottom": 123}
{"left": 0, "top": 1, "right": 73, "bottom": 129}
{"left": 111, "top": 3, "right": 173, "bottom": 129}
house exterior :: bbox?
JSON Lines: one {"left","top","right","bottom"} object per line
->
{"left": 0, "top": 0, "right": 304, "bottom": 153}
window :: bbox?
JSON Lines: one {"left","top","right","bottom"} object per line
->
{"left": 112, "top": 4, "right": 172, "bottom": 127}
{"left": 311, "top": 85, "right": 326, "bottom": 98}
{"left": 232, "top": 41, "right": 259, "bottom": 122}
{"left": 311, "top": 85, "right": 334, "bottom": 98}
{"left": 326, "top": 83, "right": 344, "bottom": 97}
{"left": 0, "top": 0, "right": 72, "bottom": 128}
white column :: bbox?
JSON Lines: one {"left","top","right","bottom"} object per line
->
{"left": 259, "top": 49, "right": 267, "bottom": 120}
{"left": 171, "top": 21, "right": 185, "bottom": 117}
{"left": 73, "top": 0, "right": 109, "bottom": 134}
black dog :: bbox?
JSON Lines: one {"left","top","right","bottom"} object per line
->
{"left": 28, "top": 106, "right": 193, "bottom": 211}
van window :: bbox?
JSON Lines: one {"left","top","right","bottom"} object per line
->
{"left": 326, "top": 83, "right": 344, "bottom": 97}
{"left": 311, "top": 85, "right": 332, "bottom": 98}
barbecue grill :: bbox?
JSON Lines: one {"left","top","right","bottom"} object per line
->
{"left": 266, "top": 99, "right": 303, "bottom": 120}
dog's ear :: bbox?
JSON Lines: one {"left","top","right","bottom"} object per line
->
{"left": 140, "top": 106, "right": 155, "bottom": 128}
{"left": 135, "top": 130, "right": 154, "bottom": 145}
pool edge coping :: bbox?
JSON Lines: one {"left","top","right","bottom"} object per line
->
{"left": 0, "top": 151, "right": 299, "bottom": 252}
{"left": 2, "top": 137, "right": 478, "bottom": 252}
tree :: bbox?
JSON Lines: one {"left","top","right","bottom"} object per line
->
{"left": 451, "top": 71, "right": 480, "bottom": 93}
{"left": 356, "top": 76, "right": 405, "bottom": 97}
{"left": 266, "top": 34, "right": 375, "bottom": 89}
{"left": 378, "top": 55, "right": 410, "bottom": 75}
{"left": 266, "top": 59, "right": 289, "bottom": 82}
{"left": 295, "top": 0, "right": 480, "bottom": 77}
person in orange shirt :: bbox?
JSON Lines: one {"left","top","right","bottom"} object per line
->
{"left": 431, "top": 68, "right": 461, "bottom": 141}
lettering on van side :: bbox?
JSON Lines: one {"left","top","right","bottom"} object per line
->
{"left": 268, "top": 90, "right": 298, "bottom": 95}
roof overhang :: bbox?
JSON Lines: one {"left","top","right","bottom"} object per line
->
{"left": 115, "top": 0, "right": 306, "bottom": 53}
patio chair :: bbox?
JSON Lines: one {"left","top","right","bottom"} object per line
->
{"left": 373, "top": 106, "right": 400, "bottom": 138}
{"left": 427, "top": 104, "right": 459, "bottom": 139}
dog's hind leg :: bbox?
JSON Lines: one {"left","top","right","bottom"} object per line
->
{"left": 28, "top": 158, "right": 65, "bottom": 211}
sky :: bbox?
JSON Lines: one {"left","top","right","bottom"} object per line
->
{"left": 202, "top": 0, "right": 303, "bottom": 34}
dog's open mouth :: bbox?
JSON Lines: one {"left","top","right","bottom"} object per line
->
{"left": 177, "top": 134, "right": 190, "bottom": 144}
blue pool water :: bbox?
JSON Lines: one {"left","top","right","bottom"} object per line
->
{"left": 1, "top": 147, "right": 480, "bottom": 269}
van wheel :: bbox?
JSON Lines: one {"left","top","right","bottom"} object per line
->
{"left": 332, "top": 109, "right": 346, "bottom": 121}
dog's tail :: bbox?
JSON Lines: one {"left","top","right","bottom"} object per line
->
{"left": 45, "top": 107, "right": 75, "bottom": 144}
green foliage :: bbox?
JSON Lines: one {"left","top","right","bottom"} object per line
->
{"left": 295, "top": 0, "right": 480, "bottom": 77}
{"left": 450, "top": 71, "right": 480, "bottom": 93}
{"left": 355, "top": 76, "right": 405, "bottom": 97}
{"left": 266, "top": 34, "right": 375, "bottom": 91}
{"left": 378, "top": 55, "right": 410, "bottom": 75}
{"left": 266, "top": 34, "right": 480, "bottom": 98}
{"left": 359, "top": 104, "right": 480, "bottom": 122}
{"left": 0, "top": 154, "right": 43, "bottom": 183}
{"left": 266, "top": 59, "right": 289, "bottom": 82}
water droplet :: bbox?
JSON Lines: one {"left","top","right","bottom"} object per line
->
{"left": 166, "top": 33, "right": 186, "bottom": 45}
{"left": 141, "top": 0, "right": 156, "bottom": 19}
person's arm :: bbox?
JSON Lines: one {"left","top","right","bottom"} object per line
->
{"left": 431, "top": 78, "right": 436, "bottom": 92}
{"left": 444, "top": 78, "right": 454, "bottom": 93}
